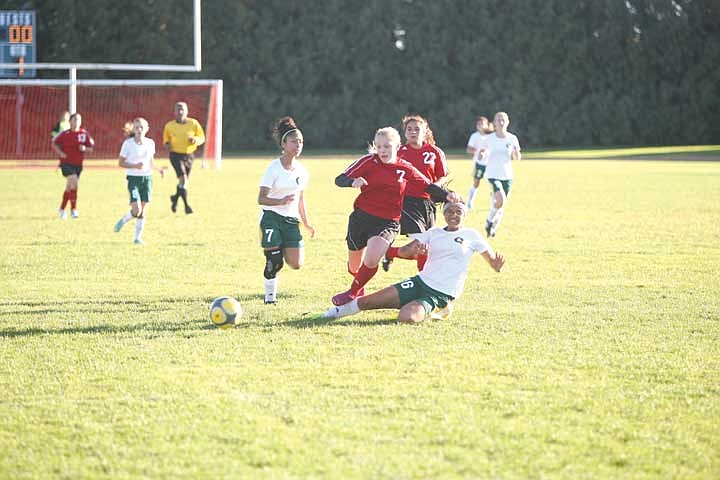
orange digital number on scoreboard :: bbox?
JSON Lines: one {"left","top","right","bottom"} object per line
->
{"left": 8, "top": 25, "right": 32, "bottom": 43}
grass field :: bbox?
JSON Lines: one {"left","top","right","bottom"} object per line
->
{"left": 1, "top": 148, "right": 719, "bottom": 479}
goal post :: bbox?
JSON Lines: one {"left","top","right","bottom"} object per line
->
{"left": 0, "top": 79, "right": 223, "bottom": 169}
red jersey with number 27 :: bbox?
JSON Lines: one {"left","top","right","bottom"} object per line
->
{"left": 342, "top": 153, "right": 431, "bottom": 221}
{"left": 53, "top": 128, "right": 94, "bottom": 166}
{"left": 398, "top": 143, "right": 448, "bottom": 199}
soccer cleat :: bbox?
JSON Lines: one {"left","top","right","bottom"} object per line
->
{"left": 59, "top": 209, "right": 67, "bottom": 220}
{"left": 331, "top": 287, "right": 364, "bottom": 306}
{"left": 114, "top": 218, "right": 124, "bottom": 232}
{"left": 331, "top": 290, "right": 353, "bottom": 307}
{"left": 323, "top": 306, "right": 340, "bottom": 319}
{"left": 70, "top": 209, "right": 79, "bottom": 218}
{"left": 133, "top": 238, "right": 145, "bottom": 245}
{"left": 485, "top": 220, "right": 492, "bottom": 237}
{"left": 381, "top": 255, "right": 393, "bottom": 272}
{"left": 430, "top": 302, "right": 455, "bottom": 321}
{"left": 264, "top": 300, "right": 277, "bottom": 305}
{"left": 184, "top": 204, "right": 194, "bottom": 214}
{"left": 170, "top": 194, "right": 178, "bottom": 213}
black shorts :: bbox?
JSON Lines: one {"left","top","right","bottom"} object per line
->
{"left": 346, "top": 208, "right": 400, "bottom": 251}
{"left": 400, "top": 196, "right": 436, "bottom": 235}
{"left": 60, "top": 163, "right": 83, "bottom": 177}
{"left": 169, "top": 152, "right": 194, "bottom": 178}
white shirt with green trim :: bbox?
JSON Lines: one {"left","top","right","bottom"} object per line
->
{"left": 481, "top": 132, "right": 521, "bottom": 180}
{"left": 412, "top": 226, "right": 490, "bottom": 298}
{"left": 120, "top": 137, "right": 156, "bottom": 176}
{"left": 259, "top": 158, "right": 309, "bottom": 219}
{"left": 467, "top": 131, "right": 489, "bottom": 165}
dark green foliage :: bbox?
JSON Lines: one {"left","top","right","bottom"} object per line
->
{"left": 8, "top": 0, "right": 719, "bottom": 149}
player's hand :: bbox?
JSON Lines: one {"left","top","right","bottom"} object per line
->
{"left": 352, "top": 177, "right": 368, "bottom": 188}
{"left": 78, "top": 145, "right": 86, "bottom": 152}
{"left": 446, "top": 191, "right": 461, "bottom": 203}
{"left": 134, "top": 162, "right": 144, "bottom": 170}
{"left": 188, "top": 135, "right": 196, "bottom": 144}
{"left": 400, "top": 240, "right": 426, "bottom": 258}
{"left": 282, "top": 194, "right": 296, "bottom": 205}
{"left": 305, "top": 224, "right": 316, "bottom": 239}
{"left": 490, "top": 252, "right": 505, "bottom": 272}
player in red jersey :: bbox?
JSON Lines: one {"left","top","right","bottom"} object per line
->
{"left": 331, "top": 126, "right": 459, "bottom": 307}
{"left": 51, "top": 113, "right": 95, "bottom": 219}
{"left": 382, "top": 114, "right": 449, "bottom": 273}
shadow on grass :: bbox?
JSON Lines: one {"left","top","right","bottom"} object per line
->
{"left": 0, "top": 318, "right": 211, "bottom": 338}
{"left": 273, "top": 313, "right": 400, "bottom": 329}
{"left": 1, "top": 295, "right": 403, "bottom": 336}
{"left": 0, "top": 295, "right": 255, "bottom": 338}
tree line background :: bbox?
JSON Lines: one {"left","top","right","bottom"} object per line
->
{"left": 10, "top": 0, "right": 720, "bottom": 151}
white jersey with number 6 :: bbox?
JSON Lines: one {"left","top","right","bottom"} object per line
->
{"left": 412, "top": 226, "right": 490, "bottom": 298}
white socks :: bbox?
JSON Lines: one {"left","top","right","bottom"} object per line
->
{"left": 467, "top": 187, "right": 477, "bottom": 208}
{"left": 487, "top": 204, "right": 498, "bottom": 224}
{"left": 134, "top": 217, "right": 145, "bottom": 241}
{"left": 264, "top": 278, "right": 278, "bottom": 303}
{"left": 120, "top": 211, "right": 133, "bottom": 226}
{"left": 493, "top": 208, "right": 504, "bottom": 228}
{"left": 337, "top": 299, "right": 360, "bottom": 318}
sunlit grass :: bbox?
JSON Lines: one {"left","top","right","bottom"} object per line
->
{"left": 0, "top": 149, "right": 718, "bottom": 478}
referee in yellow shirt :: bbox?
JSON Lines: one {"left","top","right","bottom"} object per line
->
{"left": 163, "top": 101, "right": 206, "bottom": 214}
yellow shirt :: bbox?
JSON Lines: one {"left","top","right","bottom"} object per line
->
{"left": 162, "top": 118, "right": 206, "bottom": 154}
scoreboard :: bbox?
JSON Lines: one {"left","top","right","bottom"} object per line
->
{"left": 0, "top": 10, "right": 36, "bottom": 78}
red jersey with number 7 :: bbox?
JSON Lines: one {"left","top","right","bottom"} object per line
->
{"left": 342, "top": 153, "right": 432, "bottom": 221}
{"left": 53, "top": 128, "right": 94, "bottom": 166}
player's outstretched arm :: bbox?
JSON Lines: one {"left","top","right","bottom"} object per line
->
{"left": 396, "top": 239, "right": 427, "bottom": 260}
{"left": 481, "top": 249, "right": 505, "bottom": 272}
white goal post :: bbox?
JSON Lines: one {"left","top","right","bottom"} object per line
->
{"left": 0, "top": 78, "right": 224, "bottom": 168}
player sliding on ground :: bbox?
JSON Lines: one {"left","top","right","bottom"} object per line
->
{"left": 323, "top": 201, "right": 505, "bottom": 324}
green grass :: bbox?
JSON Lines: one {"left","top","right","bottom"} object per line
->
{"left": 1, "top": 148, "right": 719, "bottom": 479}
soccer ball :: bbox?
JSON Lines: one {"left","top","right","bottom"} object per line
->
{"left": 209, "top": 296, "right": 242, "bottom": 329}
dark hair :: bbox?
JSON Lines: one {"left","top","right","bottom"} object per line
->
{"left": 476, "top": 115, "right": 494, "bottom": 134}
{"left": 402, "top": 114, "right": 435, "bottom": 145}
{"left": 272, "top": 116, "right": 300, "bottom": 146}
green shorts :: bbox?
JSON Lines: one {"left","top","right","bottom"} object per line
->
{"left": 127, "top": 175, "right": 152, "bottom": 204}
{"left": 488, "top": 178, "right": 512, "bottom": 196}
{"left": 472, "top": 163, "right": 486, "bottom": 180}
{"left": 260, "top": 210, "right": 303, "bottom": 249}
{"left": 394, "top": 275, "right": 454, "bottom": 316}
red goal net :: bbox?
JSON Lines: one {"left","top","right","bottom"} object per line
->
{"left": 0, "top": 81, "right": 221, "bottom": 161}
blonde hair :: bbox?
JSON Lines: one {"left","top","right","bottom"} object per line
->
{"left": 133, "top": 117, "right": 149, "bottom": 130}
{"left": 368, "top": 126, "right": 401, "bottom": 153}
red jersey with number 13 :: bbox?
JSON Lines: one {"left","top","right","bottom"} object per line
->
{"left": 398, "top": 142, "right": 448, "bottom": 199}
{"left": 53, "top": 128, "right": 94, "bottom": 166}
{"left": 342, "top": 153, "right": 431, "bottom": 221}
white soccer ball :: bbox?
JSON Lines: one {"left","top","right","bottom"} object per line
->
{"left": 209, "top": 296, "right": 242, "bottom": 329}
